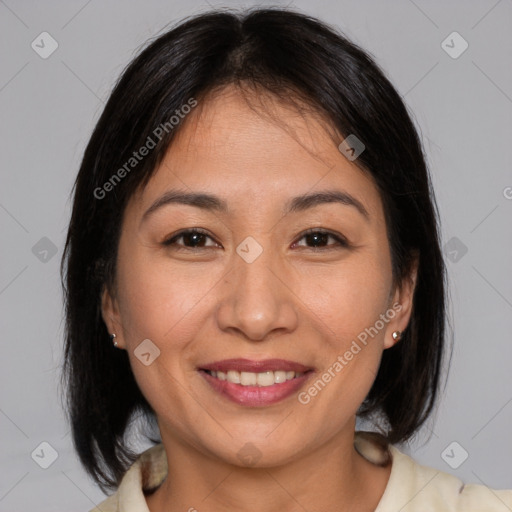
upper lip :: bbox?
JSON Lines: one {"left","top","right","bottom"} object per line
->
{"left": 199, "top": 358, "right": 314, "bottom": 373}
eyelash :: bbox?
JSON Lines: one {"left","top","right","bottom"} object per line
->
{"left": 161, "top": 228, "right": 349, "bottom": 251}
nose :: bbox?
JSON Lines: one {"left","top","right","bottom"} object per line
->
{"left": 215, "top": 246, "right": 299, "bottom": 341}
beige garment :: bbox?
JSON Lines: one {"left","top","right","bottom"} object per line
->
{"left": 89, "top": 434, "right": 512, "bottom": 511}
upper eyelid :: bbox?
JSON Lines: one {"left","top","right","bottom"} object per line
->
{"left": 163, "top": 228, "right": 218, "bottom": 245}
{"left": 293, "top": 229, "right": 348, "bottom": 247}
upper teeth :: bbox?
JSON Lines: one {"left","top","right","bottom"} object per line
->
{"left": 207, "top": 370, "right": 302, "bottom": 386}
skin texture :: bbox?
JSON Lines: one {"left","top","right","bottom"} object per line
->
{"left": 101, "top": 86, "right": 417, "bottom": 512}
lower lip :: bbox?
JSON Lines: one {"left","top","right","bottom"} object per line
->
{"left": 199, "top": 371, "right": 312, "bottom": 407}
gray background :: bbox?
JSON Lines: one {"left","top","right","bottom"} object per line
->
{"left": 0, "top": 0, "right": 511, "bottom": 510}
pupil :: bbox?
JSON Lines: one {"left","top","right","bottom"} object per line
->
{"left": 186, "top": 233, "right": 204, "bottom": 246}
{"left": 307, "top": 233, "right": 327, "bottom": 246}
{"left": 182, "top": 232, "right": 330, "bottom": 248}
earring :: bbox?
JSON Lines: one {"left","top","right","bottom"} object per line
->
{"left": 110, "top": 333, "right": 118, "bottom": 347}
{"left": 392, "top": 330, "right": 402, "bottom": 341}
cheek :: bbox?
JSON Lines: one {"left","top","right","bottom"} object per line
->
{"left": 297, "top": 262, "right": 391, "bottom": 416}
{"left": 298, "top": 253, "right": 392, "bottom": 347}
{"left": 115, "top": 255, "right": 217, "bottom": 418}
{"left": 116, "top": 252, "right": 221, "bottom": 347}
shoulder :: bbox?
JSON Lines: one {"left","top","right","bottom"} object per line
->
{"left": 88, "top": 443, "right": 167, "bottom": 512}
{"left": 375, "top": 442, "right": 512, "bottom": 511}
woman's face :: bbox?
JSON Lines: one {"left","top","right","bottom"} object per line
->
{"left": 102, "top": 86, "right": 415, "bottom": 467}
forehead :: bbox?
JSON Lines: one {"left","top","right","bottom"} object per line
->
{"left": 131, "top": 86, "right": 383, "bottom": 220}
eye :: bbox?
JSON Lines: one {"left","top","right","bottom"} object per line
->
{"left": 292, "top": 229, "right": 349, "bottom": 250}
{"left": 162, "top": 229, "right": 220, "bottom": 249}
{"left": 162, "top": 228, "right": 348, "bottom": 251}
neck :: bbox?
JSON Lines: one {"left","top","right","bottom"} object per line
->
{"left": 145, "top": 425, "right": 391, "bottom": 512}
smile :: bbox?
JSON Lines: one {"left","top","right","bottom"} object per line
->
{"left": 204, "top": 369, "right": 304, "bottom": 387}
{"left": 198, "top": 358, "right": 314, "bottom": 406}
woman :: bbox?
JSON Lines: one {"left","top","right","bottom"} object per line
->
{"left": 60, "top": 7, "right": 512, "bottom": 511}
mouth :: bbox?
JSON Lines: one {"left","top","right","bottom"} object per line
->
{"left": 202, "top": 369, "right": 306, "bottom": 386}
{"left": 198, "top": 358, "right": 314, "bottom": 406}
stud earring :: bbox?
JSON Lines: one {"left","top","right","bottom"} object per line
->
{"left": 110, "top": 333, "right": 118, "bottom": 347}
{"left": 392, "top": 330, "right": 402, "bottom": 341}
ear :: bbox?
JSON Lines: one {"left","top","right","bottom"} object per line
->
{"left": 384, "top": 255, "right": 419, "bottom": 349}
{"left": 101, "top": 285, "right": 125, "bottom": 349}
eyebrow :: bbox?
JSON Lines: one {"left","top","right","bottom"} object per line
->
{"left": 141, "top": 188, "right": 369, "bottom": 224}
{"left": 285, "top": 190, "right": 369, "bottom": 219}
